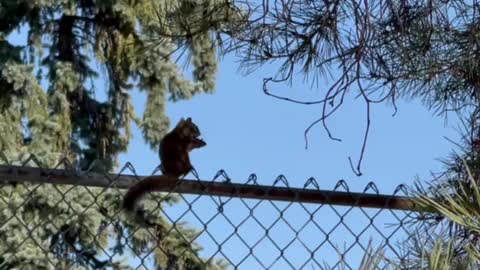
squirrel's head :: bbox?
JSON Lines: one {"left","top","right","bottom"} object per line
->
{"left": 174, "top": 117, "right": 202, "bottom": 140}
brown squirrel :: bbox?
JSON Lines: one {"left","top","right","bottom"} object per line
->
{"left": 122, "top": 117, "right": 206, "bottom": 211}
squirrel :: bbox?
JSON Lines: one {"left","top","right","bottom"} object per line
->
{"left": 122, "top": 117, "right": 206, "bottom": 211}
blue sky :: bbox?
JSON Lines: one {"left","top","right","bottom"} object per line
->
{"left": 7, "top": 25, "right": 462, "bottom": 268}
{"left": 120, "top": 53, "right": 460, "bottom": 192}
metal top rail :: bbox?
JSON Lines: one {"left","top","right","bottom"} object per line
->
{"left": 0, "top": 164, "right": 419, "bottom": 211}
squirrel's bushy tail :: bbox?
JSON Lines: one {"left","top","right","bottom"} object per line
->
{"left": 122, "top": 175, "right": 177, "bottom": 211}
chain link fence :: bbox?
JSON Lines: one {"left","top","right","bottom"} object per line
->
{"left": 0, "top": 156, "right": 431, "bottom": 270}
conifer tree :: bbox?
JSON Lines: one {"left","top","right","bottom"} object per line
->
{"left": 0, "top": 1, "right": 237, "bottom": 269}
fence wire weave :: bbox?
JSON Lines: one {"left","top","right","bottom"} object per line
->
{"left": 0, "top": 156, "right": 429, "bottom": 270}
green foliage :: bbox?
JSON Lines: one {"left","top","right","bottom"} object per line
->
{"left": 0, "top": 0, "right": 233, "bottom": 269}
{"left": 399, "top": 158, "right": 480, "bottom": 269}
{"left": 0, "top": 0, "right": 228, "bottom": 169}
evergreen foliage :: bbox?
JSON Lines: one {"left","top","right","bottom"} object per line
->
{"left": 0, "top": 0, "right": 237, "bottom": 269}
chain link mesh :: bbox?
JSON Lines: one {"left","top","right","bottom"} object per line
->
{"left": 0, "top": 155, "right": 429, "bottom": 270}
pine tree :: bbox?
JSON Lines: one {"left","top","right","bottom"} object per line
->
{"left": 0, "top": 0, "right": 237, "bottom": 269}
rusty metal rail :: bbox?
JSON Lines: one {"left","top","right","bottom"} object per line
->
{"left": 0, "top": 164, "right": 418, "bottom": 211}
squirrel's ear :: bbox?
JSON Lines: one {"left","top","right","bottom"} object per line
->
{"left": 186, "top": 117, "right": 192, "bottom": 122}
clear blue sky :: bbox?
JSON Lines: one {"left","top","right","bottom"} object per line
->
{"left": 120, "top": 54, "right": 459, "bottom": 191}
{"left": 8, "top": 26, "right": 461, "bottom": 269}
